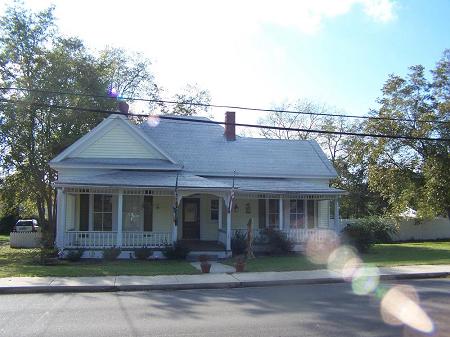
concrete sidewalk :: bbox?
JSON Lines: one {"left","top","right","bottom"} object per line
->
{"left": 0, "top": 264, "right": 449, "bottom": 294}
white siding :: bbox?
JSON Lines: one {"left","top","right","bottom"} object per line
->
{"left": 75, "top": 122, "right": 165, "bottom": 159}
{"left": 231, "top": 198, "right": 259, "bottom": 230}
{"left": 153, "top": 196, "right": 173, "bottom": 232}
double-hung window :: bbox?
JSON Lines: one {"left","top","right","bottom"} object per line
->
{"left": 289, "top": 200, "right": 305, "bottom": 228}
{"left": 210, "top": 199, "right": 219, "bottom": 221}
{"left": 93, "top": 195, "right": 112, "bottom": 231}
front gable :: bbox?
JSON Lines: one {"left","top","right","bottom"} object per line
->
{"left": 51, "top": 115, "right": 176, "bottom": 164}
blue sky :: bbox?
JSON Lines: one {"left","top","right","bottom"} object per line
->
{"left": 1, "top": 0, "right": 449, "bottom": 125}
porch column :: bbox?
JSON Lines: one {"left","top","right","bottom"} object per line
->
{"left": 226, "top": 211, "right": 232, "bottom": 251}
{"left": 279, "top": 198, "right": 283, "bottom": 230}
{"left": 172, "top": 194, "right": 182, "bottom": 243}
{"left": 218, "top": 198, "right": 223, "bottom": 229}
{"left": 55, "top": 188, "right": 66, "bottom": 249}
{"left": 334, "top": 197, "right": 340, "bottom": 232}
{"left": 225, "top": 194, "right": 232, "bottom": 252}
{"left": 117, "top": 192, "right": 123, "bottom": 247}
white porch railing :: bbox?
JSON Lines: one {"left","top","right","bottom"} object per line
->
{"left": 122, "top": 231, "right": 171, "bottom": 248}
{"left": 230, "top": 228, "right": 335, "bottom": 244}
{"left": 63, "top": 231, "right": 172, "bottom": 248}
{"left": 284, "top": 228, "right": 334, "bottom": 243}
{"left": 64, "top": 231, "right": 117, "bottom": 248}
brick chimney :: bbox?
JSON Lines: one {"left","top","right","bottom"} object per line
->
{"left": 224, "top": 111, "right": 236, "bottom": 141}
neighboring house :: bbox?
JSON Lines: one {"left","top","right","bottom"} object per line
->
{"left": 50, "top": 111, "right": 344, "bottom": 257}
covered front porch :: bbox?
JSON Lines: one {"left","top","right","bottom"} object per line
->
{"left": 55, "top": 185, "right": 342, "bottom": 254}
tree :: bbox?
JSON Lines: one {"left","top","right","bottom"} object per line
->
{"left": 258, "top": 99, "right": 388, "bottom": 218}
{"left": 366, "top": 50, "right": 450, "bottom": 219}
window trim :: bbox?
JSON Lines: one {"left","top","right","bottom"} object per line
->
{"left": 93, "top": 194, "right": 113, "bottom": 232}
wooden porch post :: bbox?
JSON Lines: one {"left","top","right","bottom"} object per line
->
{"left": 55, "top": 188, "right": 66, "bottom": 249}
{"left": 278, "top": 198, "right": 283, "bottom": 230}
{"left": 225, "top": 194, "right": 232, "bottom": 252}
{"left": 334, "top": 197, "right": 340, "bottom": 231}
{"left": 117, "top": 191, "right": 123, "bottom": 247}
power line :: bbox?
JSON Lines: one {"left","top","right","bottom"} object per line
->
{"left": 1, "top": 97, "right": 449, "bottom": 142}
{"left": 1, "top": 86, "right": 449, "bottom": 125}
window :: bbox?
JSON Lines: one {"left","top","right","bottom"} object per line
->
{"left": 290, "top": 199, "right": 305, "bottom": 228}
{"left": 268, "top": 199, "right": 279, "bottom": 228}
{"left": 210, "top": 199, "right": 219, "bottom": 221}
{"left": 93, "top": 194, "right": 112, "bottom": 231}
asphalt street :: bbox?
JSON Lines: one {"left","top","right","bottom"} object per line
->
{"left": 0, "top": 279, "right": 449, "bottom": 337}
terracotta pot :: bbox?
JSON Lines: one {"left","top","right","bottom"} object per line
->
{"left": 201, "top": 262, "right": 211, "bottom": 273}
{"left": 235, "top": 262, "right": 245, "bottom": 272}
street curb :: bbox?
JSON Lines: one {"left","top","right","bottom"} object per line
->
{"left": 0, "top": 271, "right": 448, "bottom": 295}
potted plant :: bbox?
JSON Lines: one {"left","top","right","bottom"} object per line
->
{"left": 198, "top": 255, "right": 211, "bottom": 273}
{"left": 235, "top": 255, "right": 246, "bottom": 272}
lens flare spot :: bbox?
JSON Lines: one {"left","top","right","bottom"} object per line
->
{"left": 351, "top": 265, "right": 380, "bottom": 295}
{"left": 327, "top": 245, "right": 358, "bottom": 276}
{"left": 380, "top": 285, "right": 434, "bottom": 334}
{"left": 305, "top": 230, "right": 339, "bottom": 265}
{"left": 108, "top": 86, "right": 119, "bottom": 98}
{"left": 147, "top": 114, "right": 160, "bottom": 127}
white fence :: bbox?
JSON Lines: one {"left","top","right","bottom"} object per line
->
{"left": 10, "top": 231, "right": 42, "bottom": 248}
{"left": 339, "top": 217, "right": 450, "bottom": 241}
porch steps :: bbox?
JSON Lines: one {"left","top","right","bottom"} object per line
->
{"left": 187, "top": 251, "right": 229, "bottom": 261}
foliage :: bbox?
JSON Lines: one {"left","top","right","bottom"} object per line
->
{"left": 341, "top": 217, "right": 397, "bottom": 252}
{"left": 134, "top": 247, "right": 153, "bottom": 260}
{"left": 102, "top": 247, "right": 121, "bottom": 261}
{"left": 163, "top": 241, "right": 190, "bottom": 260}
{"left": 365, "top": 50, "right": 450, "bottom": 219}
{"left": 65, "top": 249, "right": 84, "bottom": 262}
{"left": 0, "top": 213, "right": 18, "bottom": 234}
{"left": 231, "top": 231, "right": 247, "bottom": 256}
{"left": 261, "top": 227, "right": 294, "bottom": 254}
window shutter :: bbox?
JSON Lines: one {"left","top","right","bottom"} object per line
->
{"left": 79, "top": 194, "right": 89, "bottom": 231}
{"left": 143, "top": 196, "right": 153, "bottom": 231}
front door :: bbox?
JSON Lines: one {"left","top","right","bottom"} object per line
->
{"left": 182, "top": 198, "right": 200, "bottom": 239}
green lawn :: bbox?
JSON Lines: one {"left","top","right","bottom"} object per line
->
{"left": 1, "top": 237, "right": 450, "bottom": 277}
{"left": 226, "top": 241, "right": 450, "bottom": 273}
{"left": 0, "top": 235, "right": 198, "bottom": 278}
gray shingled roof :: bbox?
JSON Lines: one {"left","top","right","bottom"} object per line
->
{"left": 140, "top": 116, "right": 337, "bottom": 178}
{"left": 54, "top": 171, "right": 230, "bottom": 189}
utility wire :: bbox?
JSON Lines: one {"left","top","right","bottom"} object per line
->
{"left": 1, "top": 86, "right": 449, "bottom": 125}
{"left": 1, "top": 97, "right": 449, "bottom": 142}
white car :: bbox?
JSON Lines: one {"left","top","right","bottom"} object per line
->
{"left": 13, "top": 219, "right": 40, "bottom": 232}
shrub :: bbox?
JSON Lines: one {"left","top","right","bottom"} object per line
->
{"left": 341, "top": 217, "right": 398, "bottom": 253}
{"left": 262, "top": 228, "right": 294, "bottom": 254}
{"left": 102, "top": 247, "right": 121, "bottom": 261}
{"left": 134, "top": 247, "right": 153, "bottom": 260}
{"left": 341, "top": 223, "right": 373, "bottom": 253}
{"left": 231, "top": 231, "right": 247, "bottom": 256}
{"left": 66, "top": 249, "right": 84, "bottom": 262}
{"left": 163, "top": 241, "right": 190, "bottom": 260}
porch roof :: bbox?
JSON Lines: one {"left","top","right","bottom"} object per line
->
{"left": 54, "top": 171, "right": 344, "bottom": 194}
{"left": 212, "top": 177, "right": 345, "bottom": 194}
{"left": 54, "top": 171, "right": 230, "bottom": 190}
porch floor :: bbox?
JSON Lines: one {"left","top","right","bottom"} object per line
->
{"left": 179, "top": 240, "right": 226, "bottom": 252}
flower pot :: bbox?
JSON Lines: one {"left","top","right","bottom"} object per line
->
{"left": 201, "top": 262, "right": 211, "bottom": 273}
{"left": 235, "top": 262, "right": 245, "bottom": 272}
